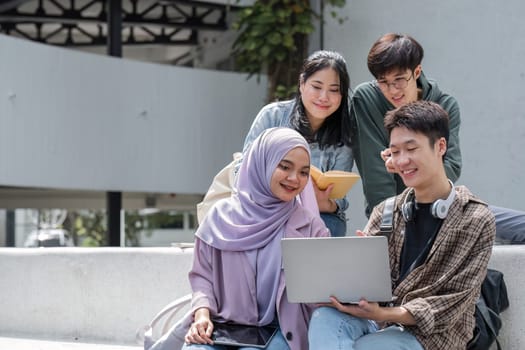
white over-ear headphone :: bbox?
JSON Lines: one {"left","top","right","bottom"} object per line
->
{"left": 402, "top": 180, "right": 456, "bottom": 221}
{"left": 431, "top": 180, "right": 456, "bottom": 219}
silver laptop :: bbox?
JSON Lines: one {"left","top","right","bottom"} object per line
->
{"left": 281, "top": 236, "right": 393, "bottom": 303}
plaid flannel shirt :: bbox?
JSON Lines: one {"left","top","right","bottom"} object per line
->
{"left": 366, "top": 185, "right": 495, "bottom": 350}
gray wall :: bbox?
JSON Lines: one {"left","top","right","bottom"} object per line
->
{"left": 2, "top": 0, "right": 525, "bottom": 235}
{"left": 321, "top": 0, "right": 525, "bottom": 232}
{"left": 0, "top": 34, "right": 266, "bottom": 194}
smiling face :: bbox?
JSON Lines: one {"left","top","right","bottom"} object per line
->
{"left": 377, "top": 66, "right": 421, "bottom": 108}
{"left": 389, "top": 126, "right": 446, "bottom": 191}
{"left": 299, "top": 67, "right": 342, "bottom": 131}
{"left": 270, "top": 147, "right": 310, "bottom": 202}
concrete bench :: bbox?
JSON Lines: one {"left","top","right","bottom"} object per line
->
{"left": 488, "top": 245, "right": 525, "bottom": 350}
{"left": 0, "top": 247, "right": 193, "bottom": 347}
{"left": 0, "top": 245, "right": 523, "bottom": 349}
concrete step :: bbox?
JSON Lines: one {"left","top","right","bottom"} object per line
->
{"left": 0, "top": 337, "right": 141, "bottom": 350}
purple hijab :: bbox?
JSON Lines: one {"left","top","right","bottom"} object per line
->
{"left": 195, "top": 127, "right": 315, "bottom": 325}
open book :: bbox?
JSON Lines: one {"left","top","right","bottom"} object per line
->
{"left": 310, "top": 165, "right": 360, "bottom": 199}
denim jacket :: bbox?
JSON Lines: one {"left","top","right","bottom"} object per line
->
{"left": 242, "top": 100, "right": 354, "bottom": 220}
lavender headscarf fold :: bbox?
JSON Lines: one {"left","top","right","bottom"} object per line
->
{"left": 195, "top": 127, "right": 314, "bottom": 325}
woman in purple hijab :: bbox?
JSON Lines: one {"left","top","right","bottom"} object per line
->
{"left": 182, "top": 127, "right": 329, "bottom": 350}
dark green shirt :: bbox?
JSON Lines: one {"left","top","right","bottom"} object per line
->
{"left": 351, "top": 72, "right": 462, "bottom": 216}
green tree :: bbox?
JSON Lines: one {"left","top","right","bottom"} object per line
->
{"left": 232, "top": 0, "right": 347, "bottom": 102}
{"left": 65, "top": 209, "right": 190, "bottom": 247}
{"left": 68, "top": 210, "right": 107, "bottom": 246}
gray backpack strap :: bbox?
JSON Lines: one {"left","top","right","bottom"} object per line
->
{"left": 379, "top": 196, "right": 396, "bottom": 236}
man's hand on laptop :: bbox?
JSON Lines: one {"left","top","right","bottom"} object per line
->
{"left": 323, "top": 296, "right": 417, "bottom": 326}
{"left": 325, "top": 296, "right": 385, "bottom": 321}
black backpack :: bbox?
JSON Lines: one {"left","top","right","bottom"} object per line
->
{"left": 380, "top": 197, "right": 510, "bottom": 350}
{"left": 467, "top": 268, "right": 509, "bottom": 350}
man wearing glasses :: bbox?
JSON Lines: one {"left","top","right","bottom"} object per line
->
{"left": 351, "top": 33, "right": 461, "bottom": 218}
{"left": 350, "top": 32, "right": 524, "bottom": 244}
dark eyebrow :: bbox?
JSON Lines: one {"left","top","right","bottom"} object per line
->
{"left": 390, "top": 139, "right": 417, "bottom": 148}
{"left": 379, "top": 70, "right": 408, "bottom": 80}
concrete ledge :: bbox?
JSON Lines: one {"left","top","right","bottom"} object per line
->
{"left": 0, "top": 245, "right": 523, "bottom": 349}
{"left": 0, "top": 337, "right": 141, "bottom": 350}
{"left": 0, "top": 247, "right": 193, "bottom": 345}
{"left": 488, "top": 244, "right": 525, "bottom": 350}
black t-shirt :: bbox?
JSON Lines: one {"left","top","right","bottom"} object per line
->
{"left": 399, "top": 203, "right": 443, "bottom": 281}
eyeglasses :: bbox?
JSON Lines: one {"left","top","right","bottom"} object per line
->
{"left": 375, "top": 74, "right": 413, "bottom": 91}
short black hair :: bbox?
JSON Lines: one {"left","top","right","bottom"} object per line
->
{"left": 367, "top": 33, "right": 424, "bottom": 78}
{"left": 384, "top": 101, "right": 449, "bottom": 149}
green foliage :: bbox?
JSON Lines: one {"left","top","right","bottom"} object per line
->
{"left": 66, "top": 209, "right": 189, "bottom": 247}
{"left": 71, "top": 210, "right": 106, "bottom": 246}
{"left": 232, "top": 0, "right": 314, "bottom": 100}
{"left": 274, "top": 84, "right": 297, "bottom": 100}
{"left": 232, "top": 0, "right": 314, "bottom": 72}
{"left": 124, "top": 210, "right": 186, "bottom": 247}
{"left": 64, "top": 210, "right": 105, "bottom": 246}
{"left": 232, "top": 0, "right": 347, "bottom": 101}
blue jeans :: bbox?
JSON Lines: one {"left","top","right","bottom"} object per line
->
{"left": 182, "top": 328, "right": 289, "bottom": 350}
{"left": 321, "top": 213, "right": 347, "bottom": 237}
{"left": 490, "top": 205, "right": 525, "bottom": 244}
{"left": 308, "top": 307, "right": 423, "bottom": 350}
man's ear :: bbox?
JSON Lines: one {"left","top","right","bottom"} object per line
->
{"left": 437, "top": 137, "right": 447, "bottom": 156}
{"left": 414, "top": 65, "right": 422, "bottom": 79}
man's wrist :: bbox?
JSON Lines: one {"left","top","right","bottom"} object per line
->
{"left": 381, "top": 306, "right": 416, "bottom": 326}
